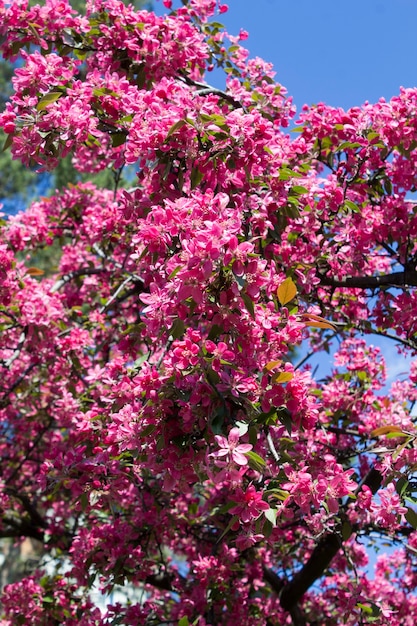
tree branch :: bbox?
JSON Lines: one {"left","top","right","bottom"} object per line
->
{"left": 319, "top": 270, "right": 417, "bottom": 289}
{"left": 0, "top": 518, "right": 45, "bottom": 542}
{"left": 279, "top": 533, "right": 342, "bottom": 612}
{"left": 145, "top": 573, "right": 175, "bottom": 592}
{"left": 51, "top": 267, "right": 108, "bottom": 293}
{"left": 264, "top": 467, "right": 383, "bottom": 621}
{"left": 178, "top": 74, "right": 246, "bottom": 111}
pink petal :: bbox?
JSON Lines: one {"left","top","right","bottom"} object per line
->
{"left": 214, "top": 435, "right": 228, "bottom": 448}
{"left": 228, "top": 427, "right": 241, "bottom": 445}
{"left": 211, "top": 449, "right": 229, "bottom": 458}
{"left": 232, "top": 450, "right": 249, "bottom": 465}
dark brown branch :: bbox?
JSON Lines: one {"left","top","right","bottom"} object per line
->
{"left": 92, "top": 244, "right": 144, "bottom": 284}
{"left": 0, "top": 363, "right": 37, "bottom": 407}
{"left": 0, "top": 489, "right": 48, "bottom": 542}
{"left": 51, "top": 267, "right": 109, "bottom": 293}
{"left": 279, "top": 533, "right": 342, "bottom": 612}
{"left": 262, "top": 565, "right": 284, "bottom": 595}
{"left": 0, "top": 518, "right": 45, "bottom": 542}
{"left": 288, "top": 602, "right": 307, "bottom": 626}
{"left": 8, "top": 490, "right": 48, "bottom": 530}
{"left": 145, "top": 573, "right": 174, "bottom": 592}
{"left": 5, "top": 418, "right": 53, "bottom": 485}
{"left": 195, "top": 87, "right": 245, "bottom": 110}
{"left": 319, "top": 270, "right": 417, "bottom": 289}
{"left": 355, "top": 467, "right": 383, "bottom": 497}
{"left": 178, "top": 74, "right": 245, "bottom": 111}
{"left": 264, "top": 467, "right": 383, "bottom": 621}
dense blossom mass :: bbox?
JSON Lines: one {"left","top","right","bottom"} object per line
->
{"left": 0, "top": 0, "right": 417, "bottom": 624}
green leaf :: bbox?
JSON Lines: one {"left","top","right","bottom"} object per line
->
{"left": 85, "top": 134, "right": 101, "bottom": 147}
{"left": 406, "top": 507, "right": 417, "bottom": 529}
{"left": 2, "top": 133, "right": 13, "bottom": 152}
{"left": 264, "top": 360, "right": 282, "bottom": 372}
{"left": 278, "top": 167, "right": 303, "bottom": 180}
{"left": 290, "top": 185, "right": 309, "bottom": 195}
{"left": 92, "top": 87, "right": 119, "bottom": 98}
{"left": 168, "top": 265, "right": 181, "bottom": 280}
{"left": 256, "top": 407, "right": 278, "bottom": 426}
{"left": 200, "top": 113, "right": 228, "bottom": 127}
{"left": 206, "top": 367, "right": 220, "bottom": 387}
{"left": 264, "top": 507, "right": 278, "bottom": 526}
{"left": 287, "top": 195, "right": 300, "bottom": 206}
{"left": 383, "top": 177, "right": 393, "bottom": 195}
{"left": 245, "top": 450, "right": 266, "bottom": 472}
{"left": 218, "top": 515, "right": 239, "bottom": 541}
{"left": 166, "top": 119, "right": 187, "bottom": 138}
{"left": 241, "top": 293, "right": 255, "bottom": 319}
{"left": 341, "top": 520, "right": 352, "bottom": 541}
{"left": 385, "top": 431, "right": 409, "bottom": 439}
{"left": 338, "top": 141, "right": 362, "bottom": 151}
{"left": 276, "top": 405, "right": 292, "bottom": 434}
{"left": 344, "top": 200, "right": 359, "bottom": 212}
{"left": 140, "top": 424, "right": 156, "bottom": 438}
{"left": 170, "top": 318, "right": 185, "bottom": 339}
{"left": 178, "top": 618, "right": 189, "bottom": 626}
{"left": 396, "top": 477, "right": 409, "bottom": 497}
{"left": 208, "top": 324, "right": 223, "bottom": 341}
{"left": 356, "top": 602, "right": 381, "bottom": 619}
{"left": 273, "top": 371, "right": 294, "bottom": 384}
{"left": 264, "top": 488, "right": 290, "bottom": 501}
{"left": 79, "top": 492, "right": 88, "bottom": 511}
{"left": 282, "top": 203, "right": 300, "bottom": 219}
{"left": 36, "top": 92, "right": 63, "bottom": 111}
{"left": 110, "top": 131, "right": 127, "bottom": 148}
{"left": 190, "top": 167, "right": 204, "bottom": 190}
{"left": 130, "top": 354, "right": 149, "bottom": 369}
{"left": 211, "top": 405, "right": 225, "bottom": 434}
{"left": 262, "top": 516, "right": 274, "bottom": 538}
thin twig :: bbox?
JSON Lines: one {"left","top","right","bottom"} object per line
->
{"left": 99, "top": 276, "right": 133, "bottom": 314}
{"left": 51, "top": 268, "right": 107, "bottom": 293}
{"left": 4, "top": 330, "right": 27, "bottom": 368}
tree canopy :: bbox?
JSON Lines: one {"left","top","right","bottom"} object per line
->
{"left": 1, "top": 1, "right": 417, "bottom": 624}
{"left": 0, "top": 0, "right": 147, "bottom": 213}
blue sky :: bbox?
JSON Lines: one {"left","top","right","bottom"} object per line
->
{"left": 217, "top": 0, "right": 417, "bottom": 112}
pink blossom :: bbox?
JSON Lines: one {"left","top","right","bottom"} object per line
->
{"left": 235, "top": 530, "right": 264, "bottom": 551}
{"left": 230, "top": 485, "right": 270, "bottom": 523}
{"left": 211, "top": 427, "right": 252, "bottom": 466}
{"left": 2, "top": 1, "right": 417, "bottom": 623}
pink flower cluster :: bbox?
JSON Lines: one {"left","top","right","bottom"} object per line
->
{"left": 0, "top": 0, "right": 416, "bottom": 624}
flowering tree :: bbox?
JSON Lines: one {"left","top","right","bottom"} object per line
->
{"left": 1, "top": 0, "right": 417, "bottom": 624}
